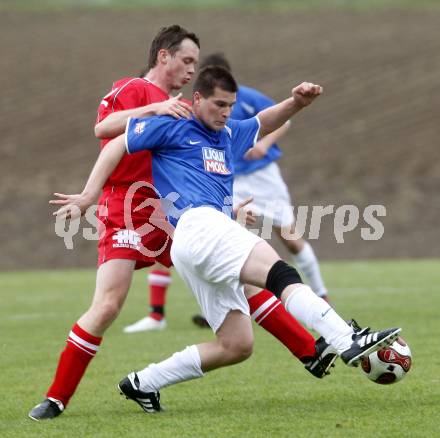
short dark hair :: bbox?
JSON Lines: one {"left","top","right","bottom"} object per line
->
{"left": 199, "top": 53, "right": 231, "bottom": 72}
{"left": 148, "top": 25, "right": 200, "bottom": 70}
{"left": 193, "top": 65, "right": 238, "bottom": 98}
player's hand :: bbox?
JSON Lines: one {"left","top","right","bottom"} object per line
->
{"left": 292, "top": 82, "right": 323, "bottom": 108}
{"left": 49, "top": 193, "right": 93, "bottom": 220}
{"left": 155, "top": 93, "right": 193, "bottom": 119}
{"left": 234, "top": 197, "right": 257, "bottom": 226}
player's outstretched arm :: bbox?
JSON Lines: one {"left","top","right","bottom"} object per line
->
{"left": 95, "top": 93, "right": 192, "bottom": 139}
{"left": 257, "top": 82, "right": 322, "bottom": 138}
{"left": 50, "top": 134, "right": 127, "bottom": 219}
{"left": 244, "top": 121, "right": 290, "bottom": 160}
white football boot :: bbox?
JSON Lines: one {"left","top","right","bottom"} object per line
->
{"left": 123, "top": 316, "right": 167, "bottom": 333}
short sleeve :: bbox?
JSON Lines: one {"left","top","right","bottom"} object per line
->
{"left": 97, "top": 79, "right": 145, "bottom": 123}
{"left": 227, "top": 117, "right": 261, "bottom": 161}
{"left": 125, "top": 116, "right": 174, "bottom": 154}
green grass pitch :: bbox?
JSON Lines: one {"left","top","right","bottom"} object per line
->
{"left": 1, "top": 259, "right": 439, "bottom": 437}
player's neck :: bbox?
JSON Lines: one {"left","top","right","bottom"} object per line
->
{"left": 144, "top": 69, "right": 172, "bottom": 95}
{"left": 193, "top": 114, "right": 221, "bottom": 134}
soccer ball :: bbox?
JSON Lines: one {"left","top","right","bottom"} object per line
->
{"left": 361, "top": 337, "right": 412, "bottom": 384}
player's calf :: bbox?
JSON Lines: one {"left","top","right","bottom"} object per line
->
{"left": 213, "top": 311, "right": 254, "bottom": 368}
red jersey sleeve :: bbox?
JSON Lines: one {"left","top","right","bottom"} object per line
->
{"left": 96, "top": 78, "right": 146, "bottom": 124}
{"left": 94, "top": 77, "right": 171, "bottom": 188}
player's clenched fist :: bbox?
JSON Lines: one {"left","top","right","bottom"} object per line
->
{"left": 292, "top": 82, "right": 323, "bottom": 108}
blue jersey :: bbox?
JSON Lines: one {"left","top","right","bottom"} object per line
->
{"left": 125, "top": 115, "right": 260, "bottom": 226}
{"left": 232, "top": 85, "right": 282, "bottom": 175}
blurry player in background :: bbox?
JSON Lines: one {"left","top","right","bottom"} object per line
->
{"left": 28, "top": 25, "right": 200, "bottom": 421}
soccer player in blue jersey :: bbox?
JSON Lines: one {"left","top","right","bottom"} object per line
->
{"left": 52, "top": 66, "right": 401, "bottom": 412}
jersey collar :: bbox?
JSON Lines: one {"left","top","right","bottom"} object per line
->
{"left": 191, "top": 115, "right": 222, "bottom": 142}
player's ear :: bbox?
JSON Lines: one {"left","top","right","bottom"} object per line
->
{"left": 157, "top": 48, "right": 169, "bottom": 65}
{"left": 193, "top": 91, "right": 202, "bottom": 106}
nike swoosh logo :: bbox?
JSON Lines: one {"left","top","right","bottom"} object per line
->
{"left": 321, "top": 307, "right": 332, "bottom": 318}
{"left": 189, "top": 140, "right": 201, "bottom": 145}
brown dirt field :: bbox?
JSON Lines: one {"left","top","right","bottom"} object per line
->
{"left": 1, "top": 7, "right": 439, "bottom": 270}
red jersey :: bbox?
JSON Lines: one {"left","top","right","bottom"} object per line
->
{"left": 95, "top": 77, "right": 174, "bottom": 269}
{"left": 96, "top": 77, "right": 170, "bottom": 189}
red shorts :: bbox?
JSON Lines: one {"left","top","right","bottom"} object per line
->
{"left": 97, "top": 186, "right": 173, "bottom": 270}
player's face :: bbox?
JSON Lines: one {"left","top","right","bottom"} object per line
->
{"left": 166, "top": 38, "right": 199, "bottom": 91}
{"left": 194, "top": 87, "right": 236, "bottom": 131}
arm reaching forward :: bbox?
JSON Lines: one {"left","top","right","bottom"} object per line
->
{"left": 95, "top": 93, "right": 192, "bottom": 139}
{"left": 244, "top": 120, "right": 290, "bottom": 160}
{"left": 50, "top": 134, "right": 127, "bottom": 219}
{"left": 257, "top": 82, "right": 322, "bottom": 138}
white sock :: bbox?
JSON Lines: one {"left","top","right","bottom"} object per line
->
{"left": 284, "top": 285, "right": 353, "bottom": 353}
{"left": 293, "top": 242, "right": 328, "bottom": 297}
{"left": 137, "top": 345, "right": 203, "bottom": 392}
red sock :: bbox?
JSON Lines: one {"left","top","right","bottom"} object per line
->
{"left": 148, "top": 270, "right": 171, "bottom": 321}
{"left": 46, "top": 323, "right": 102, "bottom": 407}
{"left": 247, "top": 289, "right": 316, "bottom": 360}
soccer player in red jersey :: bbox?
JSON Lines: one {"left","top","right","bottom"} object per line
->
{"left": 94, "top": 58, "right": 195, "bottom": 333}
{"left": 28, "top": 25, "right": 200, "bottom": 421}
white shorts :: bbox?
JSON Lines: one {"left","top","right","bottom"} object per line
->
{"left": 171, "top": 207, "right": 263, "bottom": 333}
{"left": 233, "top": 162, "right": 294, "bottom": 228}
